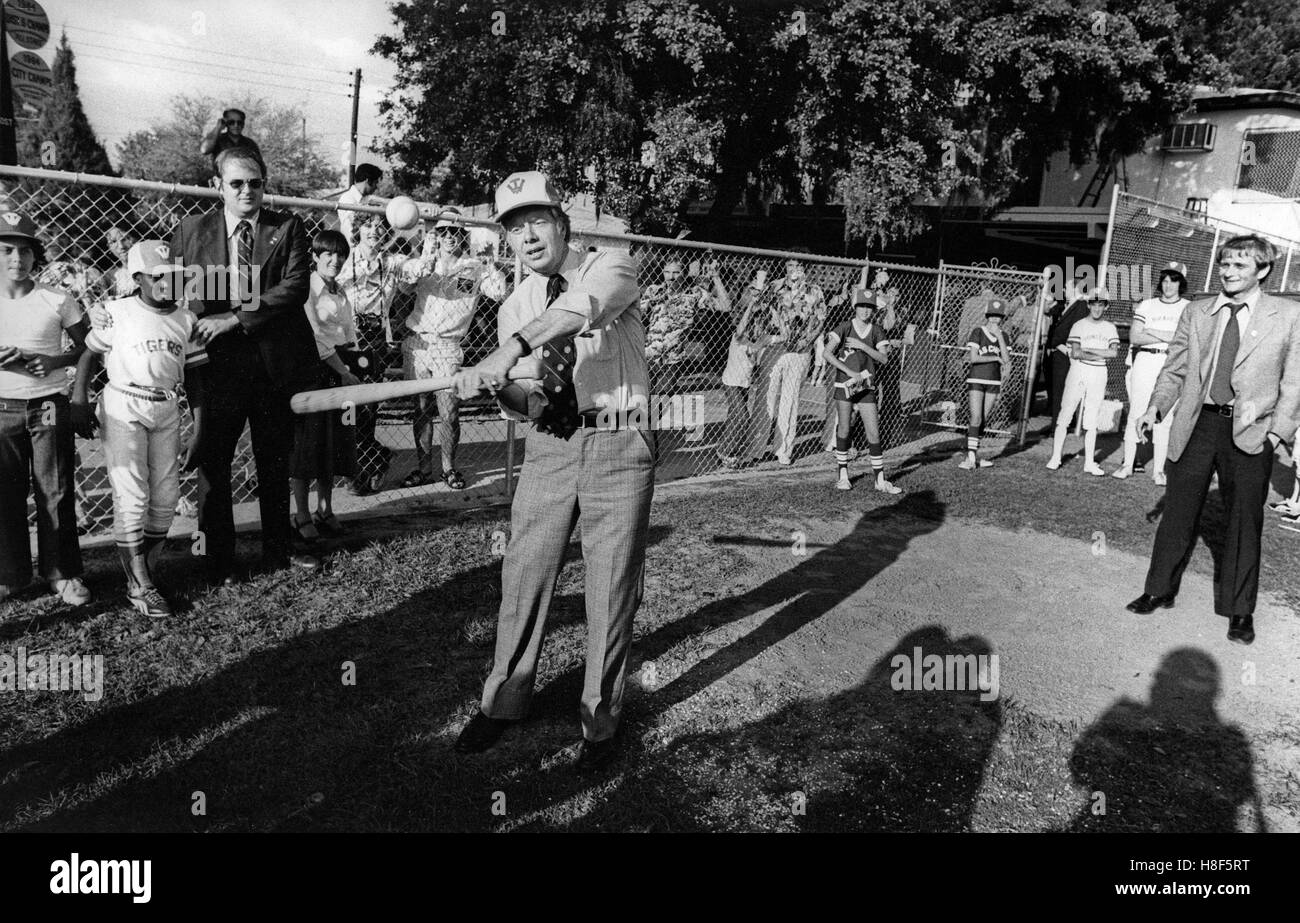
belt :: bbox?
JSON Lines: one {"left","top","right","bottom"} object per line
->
{"left": 1135, "top": 346, "right": 1168, "bottom": 355}
{"left": 1202, "top": 402, "right": 1234, "bottom": 417}
{"left": 113, "top": 382, "right": 183, "bottom": 402}
{"left": 576, "top": 411, "right": 651, "bottom": 431}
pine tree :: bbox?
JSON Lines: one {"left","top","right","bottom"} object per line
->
{"left": 18, "top": 32, "right": 113, "bottom": 174}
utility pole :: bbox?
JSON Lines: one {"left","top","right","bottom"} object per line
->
{"left": 348, "top": 68, "right": 361, "bottom": 186}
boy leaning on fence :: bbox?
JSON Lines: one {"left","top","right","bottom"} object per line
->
{"left": 71, "top": 242, "right": 208, "bottom": 619}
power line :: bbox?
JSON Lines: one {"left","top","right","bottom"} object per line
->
{"left": 63, "top": 23, "right": 348, "bottom": 77}
{"left": 75, "top": 51, "right": 353, "bottom": 101}
{"left": 71, "top": 38, "right": 352, "bottom": 94}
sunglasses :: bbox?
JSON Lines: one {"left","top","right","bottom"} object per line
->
{"left": 225, "top": 178, "right": 264, "bottom": 190}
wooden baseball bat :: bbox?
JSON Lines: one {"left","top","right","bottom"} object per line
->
{"left": 291, "top": 366, "right": 536, "bottom": 414}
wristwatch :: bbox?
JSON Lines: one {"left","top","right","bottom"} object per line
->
{"left": 512, "top": 331, "right": 532, "bottom": 356}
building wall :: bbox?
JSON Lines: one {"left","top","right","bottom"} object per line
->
{"left": 1039, "top": 106, "right": 1300, "bottom": 215}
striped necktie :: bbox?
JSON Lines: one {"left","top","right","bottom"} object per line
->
{"left": 236, "top": 220, "right": 254, "bottom": 305}
{"left": 1208, "top": 302, "right": 1245, "bottom": 405}
{"left": 536, "top": 274, "right": 581, "bottom": 439}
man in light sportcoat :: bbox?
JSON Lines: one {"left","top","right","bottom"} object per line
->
{"left": 173, "top": 147, "right": 320, "bottom": 582}
{"left": 1127, "top": 235, "right": 1300, "bottom": 644}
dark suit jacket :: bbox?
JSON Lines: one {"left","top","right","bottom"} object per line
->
{"left": 1046, "top": 298, "right": 1090, "bottom": 351}
{"left": 171, "top": 206, "right": 316, "bottom": 392}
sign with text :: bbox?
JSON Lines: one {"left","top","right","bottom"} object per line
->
{"left": 4, "top": 0, "right": 49, "bottom": 50}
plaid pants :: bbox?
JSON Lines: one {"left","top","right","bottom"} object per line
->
{"left": 481, "top": 424, "right": 655, "bottom": 741}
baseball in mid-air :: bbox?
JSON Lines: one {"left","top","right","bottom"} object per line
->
{"left": 385, "top": 195, "right": 420, "bottom": 230}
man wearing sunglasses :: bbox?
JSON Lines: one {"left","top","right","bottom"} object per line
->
{"left": 200, "top": 107, "right": 263, "bottom": 175}
{"left": 171, "top": 148, "right": 319, "bottom": 584}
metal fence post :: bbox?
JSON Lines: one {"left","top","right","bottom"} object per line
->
{"left": 1017, "top": 275, "right": 1050, "bottom": 446}
{"left": 1204, "top": 226, "right": 1221, "bottom": 291}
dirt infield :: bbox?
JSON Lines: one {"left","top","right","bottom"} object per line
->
{"left": 1, "top": 426, "right": 1296, "bottom": 831}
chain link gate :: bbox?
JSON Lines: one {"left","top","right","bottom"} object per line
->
{"left": 1, "top": 164, "right": 1043, "bottom": 539}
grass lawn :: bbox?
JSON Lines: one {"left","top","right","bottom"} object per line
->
{"left": 0, "top": 427, "right": 1293, "bottom": 831}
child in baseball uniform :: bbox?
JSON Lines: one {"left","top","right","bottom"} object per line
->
{"left": 1046, "top": 290, "right": 1119, "bottom": 475}
{"left": 960, "top": 298, "right": 1011, "bottom": 470}
{"left": 0, "top": 211, "right": 92, "bottom": 606}
{"left": 71, "top": 241, "right": 207, "bottom": 618}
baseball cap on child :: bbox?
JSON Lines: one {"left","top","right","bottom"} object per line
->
{"left": 493, "top": 171, "right": 564, "bottom": 223}
{"left": 434, "top": 206, "right": 466, "bottom": 231}
{"left": 851, "top": 288, "right": 878, "bottom": 308}
{"left": 985, "top": 298, "right": 1007, "bottom": 317}
{"left": 0, "top": 210, "right": 42, "bottom": 243}
{"left": 127, "top": 241, "right": 182, "bottom": 277}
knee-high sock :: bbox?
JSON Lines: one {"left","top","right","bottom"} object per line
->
{"left": 116, "top": 542, "right": 153, "bottom": 590}
{"left": 966, "top": 423, "right": 981, "bottom": 455}
{"left": 1084, "top": 429, "right": 1097, "bottom": 465}
{"left": 835, "top": 435, "right": 849, "bottom": 470}
{"left": 868, "top": 442, "right": 884, "bottom": 475}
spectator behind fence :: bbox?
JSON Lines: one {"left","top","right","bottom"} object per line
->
{"left": 200, "top": 107, "right": 263, "bottom": 176}
{"left": 103, "top": 225, "right": 140, "bottom": 299}
{"left": 0, "top": 211, "right": 91, "bottom": 605}
{"left": 337, "top": 163, "right": 382, "bottom": 242}
{"left": 71, "top": 241, "right": 207, "bottom": 619}
{"left": 399, "top": 208, "right": 506, "bottom": 491}
{"left": 642, "top": 257, "right": 730, "bottom": 394}
{"left": 337, "top": 213, "right": 415, "bottom": 495}
{"left": 716, "top": 294, "right": 772, "bottom": 468}
{"left": 744, "top": 259, "right": 827, "bottom": 465}
{"left": 290, "top": 230, "right": 359, "bottom": 545}
{"left": 171, "top": 147, "right": 320, "bottom": 583}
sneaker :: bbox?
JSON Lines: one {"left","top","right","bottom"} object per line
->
{"left": 1153, "top": 472, "right": 1167, "bottom": 487}
{"left": 1111, "top": 467, "right": 1132, "bottom": 480}
{"left": 978, "top": 459, "right": 994, "bottom": 468}
{"left": 1133, "top": 462, "right": 1146, "bottom": 474}
{"left": 835, "top": 471, "right": 852, "bottom": 490}
{"left": 1084, "top": 464, "right": 1105, "bottom": 477}
{"left": 958, "top": 455, "right": 976, "bottom": 470}
{"left": 1279, "top": 512, "right": 1300, "bottom": 532}
{"left": 874, "top": 477, "right": 903, "bottom": 495}
{"left": 776, "top": 454, "right": 793, "bottom": 466}
{"left": 52, "top": 577, "right": 91, "bottom": 606}
{"left": 1046, "top": 457, "right": 1062, "bottom": 471}
{"left": 128, "top": 585, "right": 172, "bottom": 619}
{"left": 1268, "top": 498, "right": 1300, "bottom": 515}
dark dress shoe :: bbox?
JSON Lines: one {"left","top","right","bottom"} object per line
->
{"left": 574, "top": 735, "right": 621, "bottom": 774}
{"left": 454, "top": 711, "right": 513, "bottom": 753}
{"left": 1126, "top": 593, "right": 1175, "bottom": 614}
{"left": 1227, "top": 616, "right": 1255, "bottom": 645}
{"left": 289, "top": 553, "right": 321, "bottom": 571}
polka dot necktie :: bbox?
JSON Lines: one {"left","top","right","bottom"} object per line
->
{"left": 1208, "top": 302, "right": 1245, "bottom": 405}
{"left": 536, "top": 274, "right": 581, "bottom": 439}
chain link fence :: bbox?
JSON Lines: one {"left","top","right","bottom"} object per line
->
{"left": 1, "top": 165, "right": 1042, "bottom": 538}
{"left": 1099, "top": 189, "right": 1300, "bottom": 401}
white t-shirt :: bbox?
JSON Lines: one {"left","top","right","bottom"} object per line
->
{"left": 85, "top": 296, "right": 207, "bottom": 390}
{"left": 405, "top": 254, "right": 506, "bottom": 347}
{"left": 337, "top": 186, "right": 367, "bottom": 241}
{"left": 0, "top": 283, "right": 84, "bottom": 399}
{"left": 1066, "top": 317, "right": 1121, "bottom": 368}
{"left": 1131, "top": 297, "right": 1188, "bottom": 348}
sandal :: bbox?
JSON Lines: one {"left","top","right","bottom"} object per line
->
{"left": 313, "top": 512, "right": 345, "bottom": 537}
{"left": 401, "top": 470, "right": 431, "bottom": 489}
{"left": 442, "top": 469, "right": 467, "bottom": 490}
{"left": 292, "top": 514, "right": 320, "bottom": 543}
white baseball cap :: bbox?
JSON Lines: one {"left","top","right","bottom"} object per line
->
{"left": 127, "top": 240, "right": 182, "bottom": 277}
{"left": 493, "top": 171, "right": 564, "bottom": 223}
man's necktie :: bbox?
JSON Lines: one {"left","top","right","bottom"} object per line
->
{"left": 236, "top": 220, "right": 253, "bottom": 305}
{"left": 536, "top": 274, "right": 581, "bottom": 439}
{"left": 1208, "top": 302, "right": 1245, "bottom": 405}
